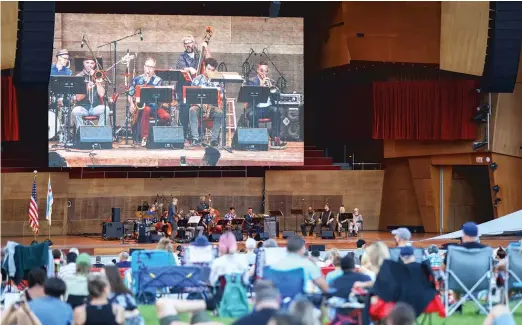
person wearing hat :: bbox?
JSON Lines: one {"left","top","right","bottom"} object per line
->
{"left": 391, "top": 227, "right": 412, "bottom": 247}
{"left": 71, "top": 56, "right": 109, "bottom": 131}
{"left": 399, "top": 246, "right": 416, "bottom": 265}
{"left": 50, "top": 49, "right": 72, "bottom": 76}
{"left": 64, "top": 253, "right": 91, "bottom": 307}
{"left": 443, "top": 221, "right": 485, "bottom": 266}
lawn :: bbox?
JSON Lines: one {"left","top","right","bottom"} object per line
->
{"left": 138, "top": 303, "right": 522, "bottom": 325}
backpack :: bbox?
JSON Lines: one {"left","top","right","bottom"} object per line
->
{"left": 218, "top": 273, "right": 249, "bottom": 318}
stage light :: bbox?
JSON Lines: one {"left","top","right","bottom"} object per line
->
{"left": 472, "top": 141, "right": 487, "bottom": 151}
{"left": 492, "top": 185, "right": 500, "bottom": 193}
{"left": 490, "top": 162, "right": 498, "bottom": 171}
{"left": 472, "top": 105, "right": 490, "bottom": 123}
{"left": 494, "top": 198, "right": 502, "bottom": 207}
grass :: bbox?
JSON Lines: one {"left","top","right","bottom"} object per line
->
{"left": 138, "top": 303, "right": 522, "bottom": 325}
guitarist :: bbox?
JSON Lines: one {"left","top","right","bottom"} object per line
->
{"left": 128, "top": 57, "right": 170, "bottom": 147}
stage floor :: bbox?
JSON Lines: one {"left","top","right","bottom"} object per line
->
{"left": 3, "top": 232, "right": 518, "bottom": 256}
{"left": 49, "top": 140, "right": 304, "bottom": 167}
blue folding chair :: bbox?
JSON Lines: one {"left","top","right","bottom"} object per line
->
{"left": 263, "top": 267, "right": 305, "bottom": 310}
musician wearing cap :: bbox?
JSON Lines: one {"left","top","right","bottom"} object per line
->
{"left": 50, "top": 49, "right": 73, "bottom": 76}
{"left": 128, "top": 57, "right": 170, "bottom": 147}
{"left": 189, "top": 57, "right": 223, "bottom": 147}
{"left": 71, "top": 57, "right": 109, "bottom": 130}
{"left": 246, "top": 61, "right": 286, "bottom": 148}
{"left": 174, "top": 35, "right": 212, "bottom": 141}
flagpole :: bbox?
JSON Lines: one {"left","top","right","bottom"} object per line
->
{"left": 33, "top": 170, "right": 37, "bottom": 242}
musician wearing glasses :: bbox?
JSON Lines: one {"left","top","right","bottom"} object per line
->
{"left": 189, "top": 58, "right": 223, "bottom": 147}
{"left": 175, "top": 35, "right": 212, "bottom": 141}
{"left": 246, "top": 61, "right": 286, "bottom": 148}
{"left": 71, "top": 57, "right": 109, "bottom": 130}
{"left": 128, "top": 57, "right": 170, "bottom": 147}
{"left": 50, "top": 49, "right": 72, "bottom": 76}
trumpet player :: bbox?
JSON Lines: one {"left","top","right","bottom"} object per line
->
{"left": 71, "top": 57, "right": 109, "bottom": 130}
{"left": 246, "top": 61, "right": 286, "bottom": 148}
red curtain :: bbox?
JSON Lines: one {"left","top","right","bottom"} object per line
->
{"left": 372, "top": 80, "right": 479, "bottom": 140}
{"left": 1, "top": 76, "right": 19, "bottom": 141}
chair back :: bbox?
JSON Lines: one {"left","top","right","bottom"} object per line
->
{"left": 263, "top": 267, "right": 305, "bottom": 307}
{"left": 389, "top": 247, "right": 425, "bottom": 263}
{"left": 446, "top": 245, "right": 493, "bottom": 293}
{"left": 506, "top": 248, "right": 522, "bottom": 288}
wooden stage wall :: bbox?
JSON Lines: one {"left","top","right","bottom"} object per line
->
{"left": 1, "top": 170, "right": 385, "bottom": 236}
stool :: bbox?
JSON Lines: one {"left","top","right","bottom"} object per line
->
{"left": 82, "top": 115, "right": 99, "bottom": 126}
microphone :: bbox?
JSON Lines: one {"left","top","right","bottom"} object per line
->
{"left": 81, "top": 35, "right": 85, "bottom": 48}
{"left": 139, "top": 28, "right": 143, "bottom": 41}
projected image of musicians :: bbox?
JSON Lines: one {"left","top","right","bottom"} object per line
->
{"left": 128, "top": 57, "right": 170, "bottom": 147}
{"left": 189, "top": 58, "right": 223, "bottom": 147}
{"left": 50, "top": 49, "right": 72, "bottom": 76}
{"left": 247, "top": 61, "right": 286, "bottom": 148}
{"left": 71, "top": 57, "right": 109, "bottom": 130}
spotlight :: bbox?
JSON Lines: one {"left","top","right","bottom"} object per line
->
{"left": 492, "top": 185, "right": 500, "bottom": 193}
{"left": 494, "top": 198, "right": 502, "bottom": 207}
{"left": 490, "top": 162, "right": 498, "bottom": 171}
{"left": 472, "top": 105, "right": 490, "bottom": 123}
{"left": 472, "top": 141, "right": 487, "bottom": 151}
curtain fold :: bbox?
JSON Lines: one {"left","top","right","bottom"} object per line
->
{"left": 372, "top": 80, "right": 479, "bottom": 140}
{"left": 1, "top": 76, "right": 20, "bottom": 141}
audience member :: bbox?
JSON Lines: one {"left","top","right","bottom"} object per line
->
{"left": 156, "top": 296, "right": 219, "bottom": 325}
{"left": 73, "top": 274, "right": 124, "bottom": 325}
{"left": 270, "top": 235, "right": 329, "bottom": 293}
{"left": 245, "top": 238, "right": 257, "bottom": 266}
{"left": 310, "top": 250, "right": 325, "bottom": 267}
{"left": 264, "top": 239, "right": 279, "bottom": 248}
{"left": 29, "top": 277, "right": 73, "bottom": 325}
{"left": 58, "top": 252, "right": 77, "bottom": 279}
{"left": 324, "top": 248, "right": 340, "bottom": 267}
{"left": 325, "top": 254, "right": 343, "bottom": 285}
{"left": 209, "top": 232, "right": 250, "bottom": 286}
{"left": 65, "top": 253, "right": 91, "bottom": 308}
{"left": 331, "top": 253, "right": 371, "bottom": 298}
{"left": 482, "top": 304, "right": 516, "bottom": 325}
{"left": 354, "top": 239, "right": 366, "bottom": 264}
{"left": 359, "top": 241, "right": 390, "bottom": 282}
{"left": 233, "top": 280, "right": 281, "bottom": 325}
{"left": 443, "top": 222, "right": 485, "bottom": 266}
{"left": 391, "top": 228, "right": 411, "bottom": 247}
{"left": 399, "top": 246, "right": 416, "bottom": 265}
{"left": 289, "top": 298, "right": 320, "bottom": 325}
{"left": 386, "top": 302, "right": 416, "bottom": 325}
{"left": 105, "top": 265, "right": 144, "bottom": 325}
{"left": 267, "top": 312, "right": 303, "bottom": 325}
{"left": 52, "top": 249, "right": 63, "bottom": 276}
{"left": 115, "top": 252, "right": 131, "bottom": 268}
{"left": 21, "top": 268, "right": 47, "bottom": 302}
{"left": 93, "top": 256, "right": 105, "bottom": 268}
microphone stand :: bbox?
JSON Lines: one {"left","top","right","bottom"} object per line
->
{"left": 261, "top": 48, "right": 287, "bottom": 93}
{"left": 97, "top": 29, "right": 142, "bottom": 142}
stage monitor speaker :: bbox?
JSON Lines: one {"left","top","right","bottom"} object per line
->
{"left": 111, "top": 208, "right": 120, "bottom": 223}
{"left": 309, "top": 244, "right": 326, "bottom": 252}
{"left": 78, "top": 126, "right": 113, "bottom": 150}
{"left": 102, "top": 222, "right": 123, "bottom": 240}
{"left": 14, "top": 2, "right": 56, "bottom": 85}
{"left": 321, "top": 230, "right": 335, "bottom": 239}
{"left": 282, "top": 231, "right": 295, "bottom": 239}
{"left": 280, "top": 106, "right": 302, "bottom": 141}
{"left": 232, "top": 128, "right": 269, "bottom": 151}
{"left": 149, "top": 126, "right": 184, "bottom": 149}
{"left": 209, "top": 234, "right": 221, "bottom": 242}
{"left": 255, "top": 232, "right": 270, "bottom": 241}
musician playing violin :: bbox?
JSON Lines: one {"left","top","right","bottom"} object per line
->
{"left": 128, "top": 57, "right": 170, "bottom": 147}
{"left": 189, "top": 58, "right": 223, "bottom": 147}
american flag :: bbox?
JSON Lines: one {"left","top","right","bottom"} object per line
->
{"left": 29, "top": 177, "right": 39, "bottom": 235}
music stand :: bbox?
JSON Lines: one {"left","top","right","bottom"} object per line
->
{"left": 139, "top": 87, "right": 173, "bottom": 125}
{"left": 237, "top": 86, "right": 270, "bottom": 128}
{"left": 49, "top": 76, "right": 86, "bottom": 148}
{"left": 290, "top": 209, "right": 303, "bottom": 233}
{"left": 339, "top": 213, "right": 350, "bottom": 238}
{"left": 184, "top": 86, "right": 219, "bottom": 144}
{"left": 269, "top": 210, "right": 283, "bottom": 237}
{"left": 155, "top": 71, "right": 190, "bottom": 126}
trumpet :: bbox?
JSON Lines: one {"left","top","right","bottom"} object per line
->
{"left": 261, "top": 75, "right": 279, "bottom": 94}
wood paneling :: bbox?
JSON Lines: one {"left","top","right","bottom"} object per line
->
{"left": 430, "top": 153, "right": 492, "bottom": 166}
{"left": 384, "top": 140, "right": 476, "bottom": 159}
{"left": 320, "top": 3, "right": 351, "bottom": 69}
{"left": 379, "top": 159, "right": 423, "bottom": 230}
{"left": 341, "top": 2, "right": 441, "bottom": 63}
{"left": 1, "top": 2, "right": 18, "bottom": 70}
{"left": 265, "top": 171, "right": 384, "bottom": 230}
{"left": 430, "top": 165, "right": 452, "bottom": 233}
{"left": 490, "top": 154, "right": 522, "bottom": 218}
{"left": 440, "top": 1, "right": 489, "bottom": 76}
{"left": 492, "top": 82, "right": 522, "bottom": 158}
{"left": 408, "top": 157, "right": 437, "bottom": 233}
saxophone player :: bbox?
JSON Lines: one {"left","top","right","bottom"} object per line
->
{"left": 246, "top": 61, "right": 286, "bottom": 148}
{"left": 71, "top": 57, "right": 109, "bottom": 130}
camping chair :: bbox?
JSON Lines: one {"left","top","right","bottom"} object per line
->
{"left": 505, "top": 247, "right": 522, "bottom": 313}
{"left": 263, "top": 267, "right": 305, "bottom": 310}
{"left": 389, "top": 247, "right": 426, "bottom": 263}
{"left": 362, "top": 259, "right": 445, "bottom": 325}
{"left": 444, "top": 245, "right": 493, "bottom": 316}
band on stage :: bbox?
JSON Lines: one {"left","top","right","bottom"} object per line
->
{"left": 48, "top": 29, "right": 295, "bottom": 150}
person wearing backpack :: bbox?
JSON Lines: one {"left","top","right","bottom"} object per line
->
{"left": 209, "top": 232, "right": 250, "bottom": 318}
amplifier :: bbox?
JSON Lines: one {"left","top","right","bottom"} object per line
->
{"left": 149, "top": 126, "right": 184, "bottom": 149}
{"left": 278, "top": 93, "right": 302, "bottom": 106}
{"left": 102, "top": 222, "right": 123, "bottom": 240}
{"left": 280, "top": 106, "right": 302, "bottom": 141}
{"left": 78, "top": 126, "right": 113, "bottom": 150}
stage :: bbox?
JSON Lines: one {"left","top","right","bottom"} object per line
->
{"left": 2, "top": 232, "right": 517, "bottom": 256}
{"left": 48, "top": 141, "right": 304, "bottom": 167}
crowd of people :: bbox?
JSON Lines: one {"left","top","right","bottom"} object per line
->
{"left": 1, "top": 221, "right": 520, "bottom": 325}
